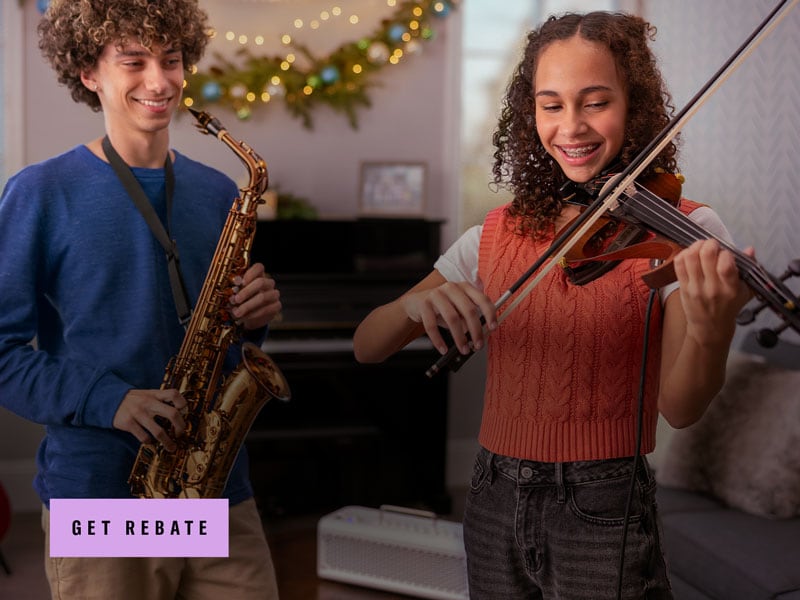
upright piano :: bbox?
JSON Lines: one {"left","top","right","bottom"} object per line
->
{"left": 247, "top": 218, "right": 452, "bottom": 517}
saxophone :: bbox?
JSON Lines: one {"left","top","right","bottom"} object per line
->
{"left": 128, "top": 109, "right": 291, "bottom": 499}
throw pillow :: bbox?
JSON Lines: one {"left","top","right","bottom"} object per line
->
{"left": 657, "top": 352, "right": 800, "bottom": 519}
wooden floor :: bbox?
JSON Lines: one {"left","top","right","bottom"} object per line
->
{"left": 267, "top": 514, "right": 420, "bottom": 600}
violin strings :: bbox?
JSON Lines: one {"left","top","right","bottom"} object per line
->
{"left": 626, "top": 189, "right": 798, "bottom": 315}
{"left": 621, "top": 183, "right": 779, "bottom": 295}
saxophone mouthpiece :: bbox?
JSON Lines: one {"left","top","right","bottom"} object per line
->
{"left": 189, "top": 108, "right": 226, "bottom": 137}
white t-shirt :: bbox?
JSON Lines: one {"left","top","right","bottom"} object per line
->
{"left": 433, "top": 206, "right": 734, "bottom": 304}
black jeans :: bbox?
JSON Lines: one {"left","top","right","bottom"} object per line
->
{"left": 462, "top": 448, "right": 673, "bottom": 599}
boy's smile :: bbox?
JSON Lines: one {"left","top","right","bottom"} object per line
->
{"left": 81, "top": 41, "right": 184, "bottom": 165}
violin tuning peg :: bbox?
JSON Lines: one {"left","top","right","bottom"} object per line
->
{"left": 736, "top": 307, "right": 756, "bottom": 325}
{"left": 736, "top": 300, "right": 768, "bottom": 325}
{"left": 756, "top": 328, "right": 779, "bottom": 348}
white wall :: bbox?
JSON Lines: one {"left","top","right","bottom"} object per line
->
{"left": 21, "top": 1, "right": 462, "bottom": 233}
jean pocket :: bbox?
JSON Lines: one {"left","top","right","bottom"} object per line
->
{"left": 568, "top": 474, "right": 645, "bottom": 526}
{"left": 469, "top": 452, "right": 492, "bottom": 495}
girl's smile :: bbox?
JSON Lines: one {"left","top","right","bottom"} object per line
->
{"left": 534, "top": 35, "right": 628, "bottom": 183}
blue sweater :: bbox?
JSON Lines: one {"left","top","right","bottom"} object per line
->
{"left": 0, "top": 145, "right": 256, "bottom": 506}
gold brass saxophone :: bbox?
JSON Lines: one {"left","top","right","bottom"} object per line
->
{"left": 129, "top": 109, "right": 291, "bottom": 499}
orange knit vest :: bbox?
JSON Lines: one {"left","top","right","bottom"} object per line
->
{"left": 477, "top": 199, "right": 703, "bottom": 462}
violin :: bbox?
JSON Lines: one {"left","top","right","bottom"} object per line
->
{"left": 558, "top": 172, "right": 800, "bottom": 346}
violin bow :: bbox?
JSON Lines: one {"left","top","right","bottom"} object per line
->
{"left": 427, "top": 0, "right": 799, "bottom": 378}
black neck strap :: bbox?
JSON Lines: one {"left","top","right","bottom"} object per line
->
{"left": 101, "top": 136, "right": 191, "bottom": 328}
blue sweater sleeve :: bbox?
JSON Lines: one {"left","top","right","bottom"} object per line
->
{"left": 0, "top": 147, "right": 242, "bottom": 432}
{"left": 0, "top": 167, "right": 133, "bottom": 427}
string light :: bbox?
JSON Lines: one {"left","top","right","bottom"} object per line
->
{"left": 184, "top": 0, "right": 457, "bottom": 129}
{"left": 217, "top": 1, "right": 403, "bottom": 53}
{"left": 216, "top": 3, "right": 363, "bottom": 49}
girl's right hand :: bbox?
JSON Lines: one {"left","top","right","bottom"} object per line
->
{"left": 403, "top": 281, "right": 497, "bottom": 355}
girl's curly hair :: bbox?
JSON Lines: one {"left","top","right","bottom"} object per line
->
{"left": 494, "top": 12, "right": 679, "bottom": 239}
{"left": 38, "top": 0, "right": 211, "bottom": 112}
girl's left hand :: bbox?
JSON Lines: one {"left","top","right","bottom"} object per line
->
{"left": 672, "top": 239, "right": 753, "bottom": 346}
{"left": 230, "top": 262, "right": 282, "bottom": 330}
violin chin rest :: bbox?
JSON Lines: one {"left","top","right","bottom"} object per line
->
{"left": 642, "top": 260, "right": 676, "bottom": 289}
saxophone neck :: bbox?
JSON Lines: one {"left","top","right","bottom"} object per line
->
{"left": 241, "top": 150, "right": 269, "bottom": 197}
{"left": 189, "top": 109, "right": 269, "bottom": 197}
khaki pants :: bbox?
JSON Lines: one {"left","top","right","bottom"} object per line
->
{"left": 42, "top": 498, "right": 278, "bottom": 600}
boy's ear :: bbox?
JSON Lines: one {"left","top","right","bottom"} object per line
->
{"left": 80, "top": 71, "right": 98, "bottom": 92}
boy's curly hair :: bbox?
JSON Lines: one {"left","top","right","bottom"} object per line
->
{"left": 38, "top": 0, "right": 211, "bottom": 112}
{"left": 494, "top": 12, "right": 679, "bottom": 239}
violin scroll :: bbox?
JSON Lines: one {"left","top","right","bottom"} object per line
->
{"left": 736, "top": 259, "right": 800, "bottom": 347}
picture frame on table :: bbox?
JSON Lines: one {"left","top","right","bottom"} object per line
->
{"left": 359, "top": 162, "right": 426, "bottom": 218}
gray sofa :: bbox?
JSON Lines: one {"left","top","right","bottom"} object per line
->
{"left": 654, "top": 334, "right": 800, "bottom": 599}
{"left": 656, "top": 486, "right": 800, "bottom": 599}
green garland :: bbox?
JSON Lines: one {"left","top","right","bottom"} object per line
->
{"left": 184, "top": 1, "right": 456, "bottom": 129}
